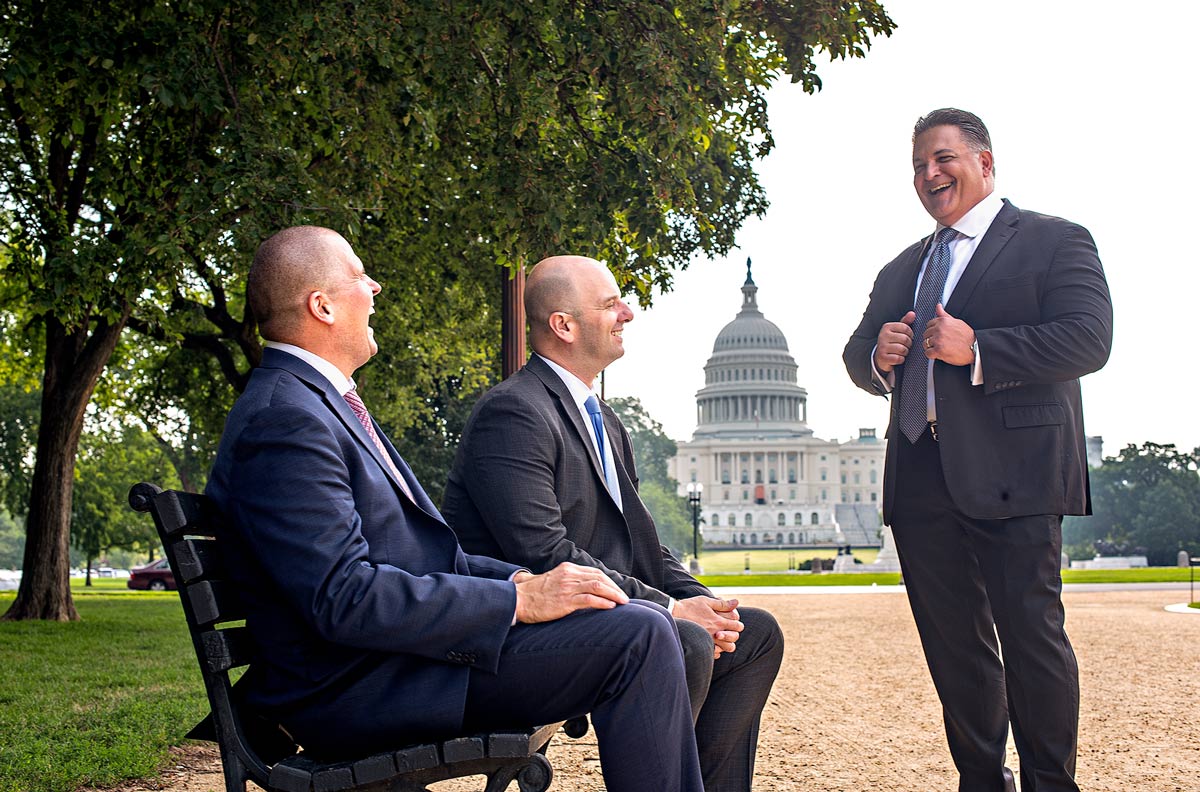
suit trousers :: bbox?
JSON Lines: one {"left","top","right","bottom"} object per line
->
{"left": 676, "top": 606, "right": 785, "bottom": 792}
{"left": 463, "top": 600, "right": 703, "bottom": 792}
{"left": 891, "top": 429, "right": 1080, "bottom": 792}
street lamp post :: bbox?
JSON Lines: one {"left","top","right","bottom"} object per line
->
{"left": 686, "top": 483, "right": 703, "bottom": 574}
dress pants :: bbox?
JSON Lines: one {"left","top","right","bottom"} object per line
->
{"left": 463, "top": 600, "right": 704, "bottom": 792}
{"left": 891, "top": 429, "right": 1080, "bottom": 792}
{"left": 676, "top": 606, "right": 785, "bottom": 792}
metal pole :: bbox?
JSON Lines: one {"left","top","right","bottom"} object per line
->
{"left": 687, "top": 483, "right": 702, "bottom": 574}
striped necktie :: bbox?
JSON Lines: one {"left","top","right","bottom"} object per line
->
{"left": 343, "top": 388, "right": 416, "bottom": 502}
{"left": 898, "top": 226, "right": 958, "bottom": 444}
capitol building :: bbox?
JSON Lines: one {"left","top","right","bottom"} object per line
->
{"left": 669, "top": 262, "right": 885, "bottom": 547}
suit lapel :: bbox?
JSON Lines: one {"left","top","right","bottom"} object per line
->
{"left": 945, "top": 199, "right": 1019, "bottom": 315}
{"left": 525, "top": 356, "right": 611, "bottom": 495}
{"left": 261, "top": 349, "right": 440, "bottom": 520}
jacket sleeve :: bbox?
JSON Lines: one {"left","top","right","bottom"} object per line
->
{"left": 975, "top": 222, "right": 1113, "bottom": 392}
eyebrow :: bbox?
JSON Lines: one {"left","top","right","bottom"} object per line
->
{"left": 914, "top": 148, "right": 956, "bottom": 164}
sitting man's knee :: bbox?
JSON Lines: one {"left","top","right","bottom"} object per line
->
{"left": 676, "top": 617, "right": 715, "bottom": 659}
{"left": 738, "top": 606, "right": 786, "bottom": 663}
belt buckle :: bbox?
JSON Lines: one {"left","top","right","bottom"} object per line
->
{"left": 929, "top": 421, "right": 938, "bottom": 442}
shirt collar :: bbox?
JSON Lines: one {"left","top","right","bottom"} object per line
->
{"left": 941, "top": 191, "right": 1004, "bottom": 239}
{"left": 535, "top": 353, "right": 599, "bottom": 409}
{"left": 264, "top": 341, "right": 355, "bottom": 396}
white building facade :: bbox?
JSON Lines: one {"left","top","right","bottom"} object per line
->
{"left": 669, "top": 263, "right": 886, "bottom": 547}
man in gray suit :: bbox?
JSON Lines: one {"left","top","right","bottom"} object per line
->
{"left": 444, "top": 255, "right": 784, "bottom": 792}
{"left": 844, "top": 109, "right": 1112, "bottom": 792}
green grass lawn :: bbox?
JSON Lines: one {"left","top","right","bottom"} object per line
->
{"left": 0, "top": 581, "right": 207, "bottom": 792}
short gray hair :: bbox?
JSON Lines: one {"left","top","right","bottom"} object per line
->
{"left": 913, "top": 108, "right": 992, "bottom": 152}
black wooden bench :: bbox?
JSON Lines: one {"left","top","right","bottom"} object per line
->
{"left": 129, "top": 482, "right": 587, "bottom": 792}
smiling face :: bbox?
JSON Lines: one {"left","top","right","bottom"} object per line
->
{"left": 912, "top": 124, "right": 994, "bottom": 227}
{"left": 570, "top": 261, "right": 634, "bottom": 380}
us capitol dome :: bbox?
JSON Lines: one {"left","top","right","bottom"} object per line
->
{"left": 669, "top": 260, "right": 886, "bottom": 548}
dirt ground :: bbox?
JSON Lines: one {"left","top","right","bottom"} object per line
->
{"left": 89, "top": 589, "right": 1200, "bottom": 792}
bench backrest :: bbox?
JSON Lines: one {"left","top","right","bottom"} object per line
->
{"left": 128, "top": 482, "right": 277, "bottom": 791}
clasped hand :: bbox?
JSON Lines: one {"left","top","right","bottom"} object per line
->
{"left": 674, "top": 595, "right": 743, "bottom": 658}
{"left": 873, "top": 305, "right": 975, "bottom": 372}
{"left": 513, "top": 562, "right": 629, "bottom": 623}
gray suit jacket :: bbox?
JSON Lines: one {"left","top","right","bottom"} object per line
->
{"left": 443, "top": 354, "right": 709, "bottom": 607}
{"left": 843, "top": 200, "right": 1113, "bottom": 523}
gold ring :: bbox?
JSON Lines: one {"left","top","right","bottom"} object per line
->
{"left": 924, "top": 338, "right": 932, "bottom": 349}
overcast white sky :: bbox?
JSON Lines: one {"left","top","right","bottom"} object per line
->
{"left": 606, "top": 0, "right": 1200, "bottom": 458}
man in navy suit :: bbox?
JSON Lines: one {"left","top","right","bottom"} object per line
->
{"left": 844, "top": 109, "right": 1112, "bottom": 792}
{"left": 205, "top": 226, "right": 703, "bottom": 791}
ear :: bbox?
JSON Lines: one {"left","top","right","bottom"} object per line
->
{"left": 979, "top": 149, "right": 994, "bottom": 178}
{"left": 547, "top": 310, "right": 574, "bottom": 344}
{"left": 307, "top": 290, "right": 335, "bottom": 326}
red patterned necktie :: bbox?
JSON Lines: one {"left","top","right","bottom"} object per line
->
{"left": 343, "top": 388, "right": 416, "bottom": 502}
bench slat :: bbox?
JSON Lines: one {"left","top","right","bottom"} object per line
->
{"left": 394, "top": 744, "right": 439, "bottom": 773}
{"left": 349, "top": 753, "right": 397, "bottom": 785}
{"left": 201, "top": 627, "right": 253, "bottom": 673}
{"left": 154, "top": 490, "right": 218, "bottom": 539}
{"left": 268, "top": 759, "right": 314, "bottom": 792}
{"left": 173, "top": 538, "right": 222, "bottom": 583}
{"left": 489, "top": 724, "right": 559, "bottom": 758}
{"left": 185, "top": 580, "right": 245, "bottom": 627}
{"left": 312, "top": 765, "right": 354, "bottom": 792}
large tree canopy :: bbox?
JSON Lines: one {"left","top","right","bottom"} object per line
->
{"left": 1, "top": 0, "right": 895, "bottom": 619}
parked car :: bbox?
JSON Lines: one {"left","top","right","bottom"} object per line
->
{"left": 127, "top": 557, "right": 176, "bottom": 591}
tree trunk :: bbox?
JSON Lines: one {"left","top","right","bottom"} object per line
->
{"left": 85, "top": 553, "right": 93, "bottom": 587}
{"left": 2, "top": 312, "right": 129, "bottom": 621}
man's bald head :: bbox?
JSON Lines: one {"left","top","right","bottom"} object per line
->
{"left": 525, "top": 255, "right": 599, "bottom": 349}
{"left": 248, "top": 226, "right": 347, "bottom": 342}
{"left": 525, "top": 255, "right": 633, "bottom": 382}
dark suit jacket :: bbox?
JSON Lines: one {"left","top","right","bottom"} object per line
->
{"left": 205, "top": 348, "right": 523, "bottom": 742}
{"left": 843, "top": 199, "right": 1113, "bottom": 523}
{"left": 443, "top": 354, "right": 710, "bottom": 607}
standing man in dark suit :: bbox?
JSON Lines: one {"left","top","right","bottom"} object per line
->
{"left": 205, "top": 226, "right": 704, "bottom": 792}
{"left": 843, "top": 109, "right": 1113, "bottom": 792}
{"left": 444, "top": 255, "right": 784, "bottom": 792}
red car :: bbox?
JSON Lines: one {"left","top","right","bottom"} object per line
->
{"left": 126, "top": 557, "right": 176, "bottom": 591}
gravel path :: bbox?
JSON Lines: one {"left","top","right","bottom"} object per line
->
{"left": 90, "top": 589, "right": 1200, "bottom": 792}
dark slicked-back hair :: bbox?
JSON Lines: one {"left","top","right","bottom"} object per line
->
{"left": 248, "top": 225, "right": 341, "bottom": 341}
{"left": 913, "top": 108, "right": 992, "bottom": 153}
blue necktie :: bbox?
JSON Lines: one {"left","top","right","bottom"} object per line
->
{"left": 899, "top": 227, "right": 958, "bottom": 444}
{"left": 584, "top": 395, "right": 607, "bottom": 473}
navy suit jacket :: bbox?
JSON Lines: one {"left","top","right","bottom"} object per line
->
{"left": 843, "top": 200, "right": 1113, "bottom": 523}
{"left": 205, "top": 348, "right": 523, "bottom": 742}
{"left": 443, "top": 354, "right": 709, "bottom": 607}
